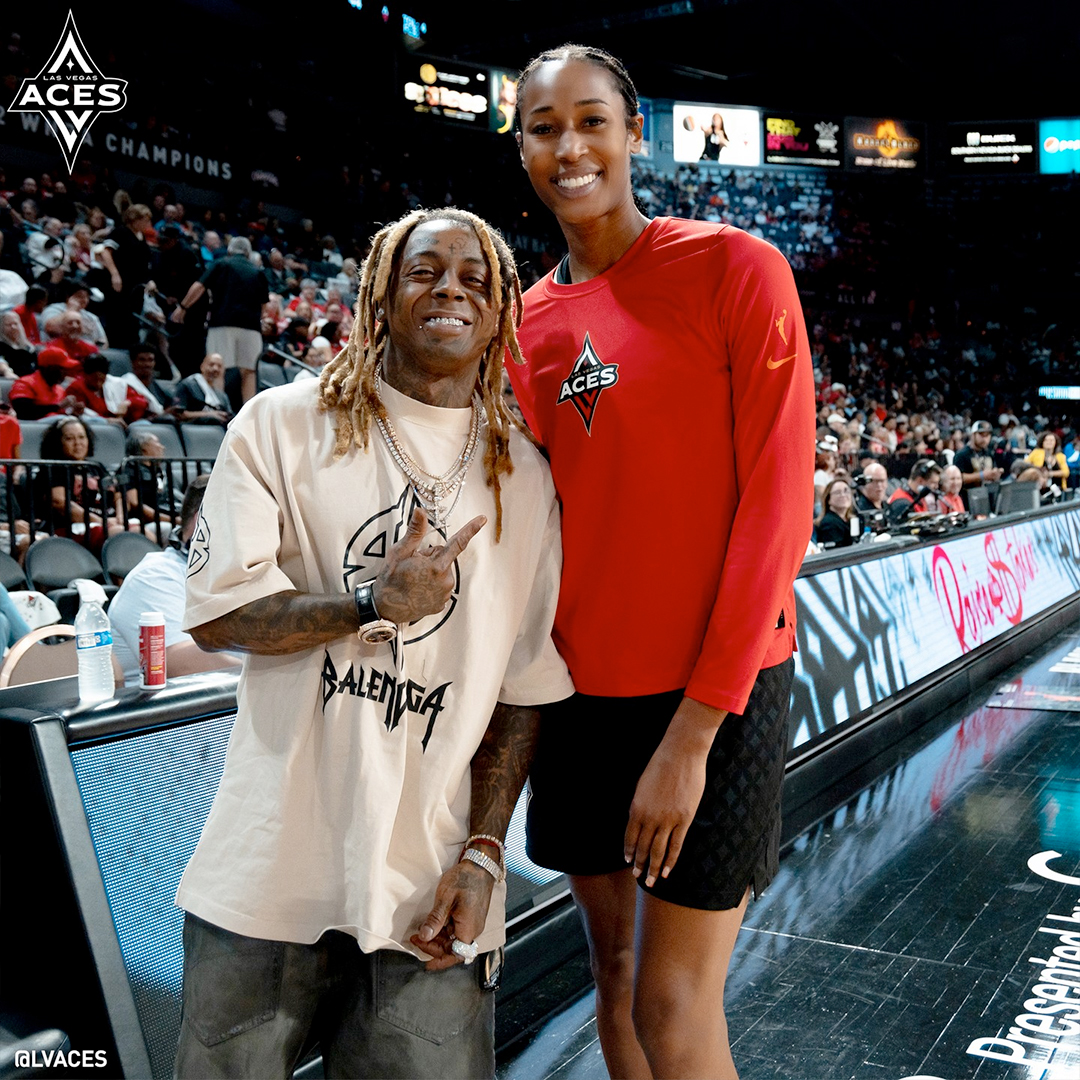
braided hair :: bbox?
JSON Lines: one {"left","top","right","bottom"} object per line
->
{"left": 514, "top": 44, "right": 640, "bottom": 133}
{"left": 318, "top": 208, "right": 527, "bottom": 541}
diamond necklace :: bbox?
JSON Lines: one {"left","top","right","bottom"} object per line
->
{"left": 373, "top": 366, "right": 481, "bottom": 528}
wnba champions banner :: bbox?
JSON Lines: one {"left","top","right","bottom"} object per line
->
{"left": 791, "top": 508, "right": 1080, "bottom": 750}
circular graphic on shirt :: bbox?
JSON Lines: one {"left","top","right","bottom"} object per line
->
{"left": 341, "top": 485, "right": 460, "bottom": 645}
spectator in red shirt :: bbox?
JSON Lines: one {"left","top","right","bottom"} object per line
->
{"left": 939, "top": 465, "right": 965, "bottom": 513}
{"left": 8, "top": 346, "right": 79, "bottom": 420}
{"left": 67, "top": 352, "right": 150, "bottom": 424}
{"left": 13, "top": 284, "right": 48, "bottom": 347}
{"left": 0, "top": 408, "right": 21, "bottom": 459}
{"left": 285, "top": 279, "right": 325, "bottom": 316}
{"left": 49, "top": 310, "right": 98, "bottom": 374}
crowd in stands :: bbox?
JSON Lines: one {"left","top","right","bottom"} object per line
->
{"left": 632, "top": 161, "right": 838, "bottom": 272}
{"left": 0, "top": 146, "right": 1077, "bottom": 583}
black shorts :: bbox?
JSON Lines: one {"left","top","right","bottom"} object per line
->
{"left": 526, "top": 659, "right": 794, "bottom": 911}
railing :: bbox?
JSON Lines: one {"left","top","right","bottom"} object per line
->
{"left": 0, "top": 457, "right": 216, "bottom": 558}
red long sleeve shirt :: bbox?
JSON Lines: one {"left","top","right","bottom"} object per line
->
{"left": 509, "top": 218, "right": 815, "bottom": 713}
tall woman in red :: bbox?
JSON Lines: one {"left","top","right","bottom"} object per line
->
{"left": 508, "top": 46, "right": 816, "bottom": 1079}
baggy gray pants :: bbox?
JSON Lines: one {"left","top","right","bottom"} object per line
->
{"left": 173, "top": 914, "right": 495, "bottom": 1079}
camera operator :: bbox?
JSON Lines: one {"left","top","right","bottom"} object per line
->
{"left": 851, "top": 461, "right": 888, "bottom": 534}
{"left": 886, "top": 460, "right": 942, "bottom": 524}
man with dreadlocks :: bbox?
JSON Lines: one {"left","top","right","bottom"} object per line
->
{"left": 173, "top": 208, "right": 572, "bottom": 1080}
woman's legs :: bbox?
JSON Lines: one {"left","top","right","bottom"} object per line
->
{"left": 569, "top": 870, "right": 651, "bottom": 1080}
{"left": 633, "top": 887, "right": 750, "bottom": 1080}
{"left": 571, "top": 873, "right": 751, "bottom": 1080}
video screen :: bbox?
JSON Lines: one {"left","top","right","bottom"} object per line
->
{"left": 764, "top": 114, "right": 843, "bottom": 168}
{"left": 489, "top": 70, "right": 518, "bottom": 135}
{"left": 1039, "top": 118, "right": 1080, "bottom": 174}
{"left": 844, "top": 117, "right": 924, "bottom": 172}
{"left": 947, "top": 122, "right": 1038, "bottom": 173}
{"left": 402, "top": 58, "right": 490, "bottom": 126}
{"left": 673, "top": 103, "right": 761, "bottom": 166}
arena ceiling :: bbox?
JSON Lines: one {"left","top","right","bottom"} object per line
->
{"left": 441, "top": 0, "right": 1078, "bottom": 122}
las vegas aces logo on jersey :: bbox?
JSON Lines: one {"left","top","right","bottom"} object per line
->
{"left": 557, "top": 333, "right": 619, "bottom": 434}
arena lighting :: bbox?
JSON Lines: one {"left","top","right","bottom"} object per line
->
{"left": 402, "top": 12, "right": 427, "bottom": 37}
{"left": 1038, "top": 386, "right": 1080, "bottom": 401}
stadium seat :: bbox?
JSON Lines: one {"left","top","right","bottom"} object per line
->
{"left": 0, "top": 550, "right": 27, "bottom": 591}
{"left": 101, "top": 532, "right": 159, "bottom": 586}
{"left": 101, "top": 348, "right": 132, "bottom": 376}
{"left": 129, "top": 422, "right": 184, "bottom": 459}
{"left": 17, "top": 421, "right": 52, "bottom": 461}
{"left": 179, "top": 424, "right": 225, "bottom": 461}
{"left": 88, "top": 425, "right": 126, "bottom": 472}
{"left": 24, "top": 536, "right": 107, "bottom": 593}
{"left": 257, "top": 359, "right": 287, "bottom": 393}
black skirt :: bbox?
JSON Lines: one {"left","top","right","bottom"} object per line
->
{"left": 526, "top": 659, "right": 794, "bottom": 910}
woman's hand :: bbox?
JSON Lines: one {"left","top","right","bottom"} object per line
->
{"left": 623, "top": 697, "right": 727, "bottom": 887}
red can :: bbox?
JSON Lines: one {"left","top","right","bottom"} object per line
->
{"left": 139, "top": 611, "right": 167, "bottom": 690}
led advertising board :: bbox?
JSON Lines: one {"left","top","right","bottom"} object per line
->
{"left": 764, "top": 114, "right": 843, "bottom": 168}
{"left": 673, "top": 102, "right": 762, "bottom": 166}
{"left": 488, "top": 69, "right": 517, "bottom": 134}
{"left": 1039, "top": 118, "right": 1080, "bottom": 174}
{"left": 947, "top": 122, "right": 1038, "bottom": 173}
{"left": 792, "top": 509, "right": 1080, "bottom": 750}
{"left": 844, "top": 116, "right": 924, "bottom": 172}
{"left": 402, "top": 58, "right": 490, "bottom": 127}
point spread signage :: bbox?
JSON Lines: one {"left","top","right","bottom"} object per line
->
{"left": 844, "top": 117, "right": 924, "bottom": 172}
{"left": 764, "top": 114, "right": 842, "bottom": 168}
{"left": 948, "top": 122, "right": 1038, "bottom": 173}
{"left": 1039, "top": 118, "right": 1080, "bottom": 174}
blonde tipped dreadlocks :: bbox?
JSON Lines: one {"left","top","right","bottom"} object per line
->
{"left": 318, "top": 208, "right": 528, "bottom": 541}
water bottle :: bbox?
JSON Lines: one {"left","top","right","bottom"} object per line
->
{"left": 74, "top": 579, "right": 113, "bottom": 703}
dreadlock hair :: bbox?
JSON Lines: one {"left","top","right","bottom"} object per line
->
{"left": 514, "top": 44, "right": 640, "bottom": 134}
{"left": 318, "top": 207, "right": 527, "bottom": 541}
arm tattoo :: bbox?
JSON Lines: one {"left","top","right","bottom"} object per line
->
{"left": 469, "top": 702, "right": 542, "bottom": 840}
{"left": 190, "top": 591, "right": 358, "bottom": 655}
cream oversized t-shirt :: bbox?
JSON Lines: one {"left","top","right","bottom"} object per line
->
{"left": 177, "top": 379, "right": 572, "bottom": 956}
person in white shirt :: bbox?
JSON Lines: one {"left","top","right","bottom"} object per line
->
{"left": 108, "top": 476, "right": 239, "bottom": 685}
{"left": 173, "top": 208, "right": 572, "bottom": 1079}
